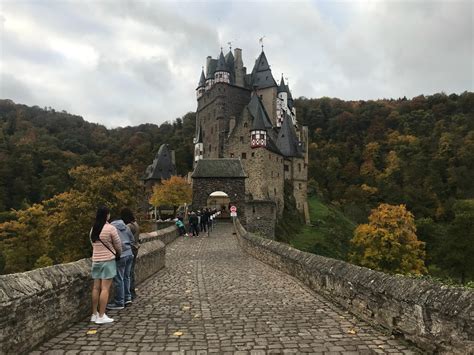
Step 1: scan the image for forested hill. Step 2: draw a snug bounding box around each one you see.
[0,100,195,212]
[297,92,474,223]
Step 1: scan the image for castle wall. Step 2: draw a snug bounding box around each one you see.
[225,110,284,215]
[245,200,277,239]
[197,83,250,159]
[291,156,307,214]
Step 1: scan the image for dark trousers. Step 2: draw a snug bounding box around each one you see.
[189,223,199,236]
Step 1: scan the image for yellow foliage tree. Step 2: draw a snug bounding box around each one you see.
[149,176,192,210]
[0,165,143,273]
[350,203,427,275]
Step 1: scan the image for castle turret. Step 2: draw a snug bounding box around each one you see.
[225,49,235,84]
[196,68,206,99]
[250,106,268,149]
[205,56,217,90]
[276,75,288,126]
[214,50,230,84]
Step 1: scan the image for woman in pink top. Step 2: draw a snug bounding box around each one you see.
[90,206,122,324]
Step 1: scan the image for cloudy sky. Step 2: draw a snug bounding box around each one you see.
[0,0,472,128]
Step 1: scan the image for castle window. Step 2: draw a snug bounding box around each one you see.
[230,153,234,158]
[240,136,243,143]
[299,183,302,189]
[284,165,289,172]
[298,163,301,172]
[209,144,211,152]
[241,152,247,159]
[244,122,248,128]
[274,188,277,195]
[251,152,255,157]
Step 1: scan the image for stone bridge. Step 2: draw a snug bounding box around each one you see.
[1,221,472,354]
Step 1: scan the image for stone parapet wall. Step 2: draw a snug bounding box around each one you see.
[0,226,178,354]
[233,219,473,354]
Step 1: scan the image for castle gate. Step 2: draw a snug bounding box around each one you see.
[191,159,247,224]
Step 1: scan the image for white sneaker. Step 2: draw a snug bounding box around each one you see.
[90,313,98,322]
[95,314,114,324]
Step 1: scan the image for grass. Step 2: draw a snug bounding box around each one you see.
[289,196,356,260]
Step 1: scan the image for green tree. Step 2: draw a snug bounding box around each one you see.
[439,200,474,284]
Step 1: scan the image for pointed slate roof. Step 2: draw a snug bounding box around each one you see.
[197,69,206,88]
[276,113,302,158]
[144,144,177,181]
[215,50,229,72]
[252,51,271,72]
[206,59,217,79]
[247,94,273,130]
[192,159,247,178]
[251,51,277,89]
[225,50,234,69]
[277,76,287,93]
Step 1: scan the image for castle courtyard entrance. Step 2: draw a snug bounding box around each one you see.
[191,159,247,224]
[207,191,231,217]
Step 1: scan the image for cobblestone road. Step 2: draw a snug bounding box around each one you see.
[34,222,418,354]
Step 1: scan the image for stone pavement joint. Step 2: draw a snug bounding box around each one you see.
[35,222,419,354]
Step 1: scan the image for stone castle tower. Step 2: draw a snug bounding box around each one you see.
[193,47,309,228]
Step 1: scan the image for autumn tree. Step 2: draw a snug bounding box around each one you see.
[350,203,427,275]
[0,165,143,273]
[149,176,192,213]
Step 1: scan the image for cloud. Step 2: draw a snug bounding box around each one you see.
[0,0,472,128]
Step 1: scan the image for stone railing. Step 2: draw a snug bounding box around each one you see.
[233,219,474,354]
[0,226,178,354]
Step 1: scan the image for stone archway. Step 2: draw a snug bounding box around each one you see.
[191,159,247,224]
[207,191,231,217]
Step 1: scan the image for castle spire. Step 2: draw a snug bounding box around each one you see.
[214,49,230,84]
[196,67,206,98]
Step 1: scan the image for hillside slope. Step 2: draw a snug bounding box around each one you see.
[290,196,356,260]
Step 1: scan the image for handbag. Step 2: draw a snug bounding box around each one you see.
[98,237,121,261]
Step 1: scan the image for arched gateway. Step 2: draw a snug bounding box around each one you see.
[191,159,247,224]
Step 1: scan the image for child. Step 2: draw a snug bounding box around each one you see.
[176,217,188,237]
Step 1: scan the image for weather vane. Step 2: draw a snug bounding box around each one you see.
[259,36,265,51]
[227,41,232,50]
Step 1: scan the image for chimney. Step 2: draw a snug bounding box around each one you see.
[234,48,244,87]
[206,56,212,76]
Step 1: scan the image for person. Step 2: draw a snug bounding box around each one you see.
[90,206,122,324]
[200,208,208,233]
[121,208,140,300]
[107,217,135,310]
[176,216,188,237]
[189,211,199,237]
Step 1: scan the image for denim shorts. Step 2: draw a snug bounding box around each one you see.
[91,260,117,279]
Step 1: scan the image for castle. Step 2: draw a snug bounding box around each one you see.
[192,47,309,229]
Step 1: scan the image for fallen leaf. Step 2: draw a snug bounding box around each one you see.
[173,331,183,336]
[182,306,190,310]
[185,290,191,293]
[348,329,357,334]
[86,330,97,335]
[194,314,200,318]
